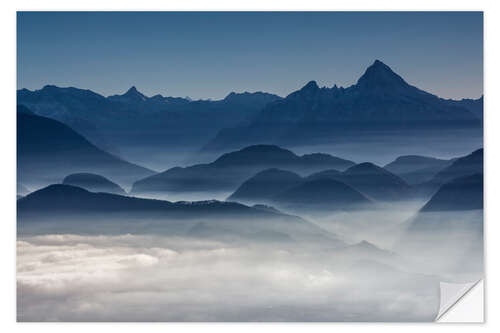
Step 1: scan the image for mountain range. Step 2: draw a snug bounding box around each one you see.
[130,145,355,195]
[203,60,482,154]
[227,167,372,212]
[17,184,343,246]
[228,160,410,209]
[18,60,482,169]
[18,84,281,167]
[304,162,411,201]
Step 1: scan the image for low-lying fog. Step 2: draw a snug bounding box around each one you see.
[17,233,438,322]
[17,201,483,321]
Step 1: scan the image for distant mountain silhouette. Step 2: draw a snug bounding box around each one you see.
[384,155,453,174]
[17,184,294,219]
[17,85,282,167]
[17,108,154,187]
[384,155,456,185]
[420,174,483,212]
[62,173,127,195]
[306,162,410,201]
[18,184,343,247]
[272,178,371,211]
[131,145,355,195]
[228,161,410,207]
[339,162,411,201]
[108,86,149,104]
[428,148,483,186]
[443,96,483,120]
[203,60,481,153]
[413,148,483,198]
[227,168,302,204]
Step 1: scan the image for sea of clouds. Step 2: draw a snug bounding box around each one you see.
[17,233,440,322]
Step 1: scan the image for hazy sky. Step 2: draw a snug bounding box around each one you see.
[17,12,483,100]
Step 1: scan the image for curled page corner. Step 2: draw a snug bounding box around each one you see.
[436,279,483,321]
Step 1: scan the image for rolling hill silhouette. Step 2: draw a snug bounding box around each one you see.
[227,168,303,204]
[420,173,483,212]
[272,178,371,211]
[228,160,411,208]
[383,155,456,185]
[415,148,483,196]
[62,173,127,195]
[305,162,410,201]
[340,163,411,201]
[17,107,154,187]
[131,145,355,195]
[384,155,454,174]
[17,184,343,247]
[428,148,483,185]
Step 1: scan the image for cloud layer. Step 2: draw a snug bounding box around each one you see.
[18,234,440,322]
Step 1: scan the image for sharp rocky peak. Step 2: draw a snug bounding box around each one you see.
[356,59,408,90]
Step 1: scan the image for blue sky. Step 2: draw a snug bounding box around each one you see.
[17,12,483,100]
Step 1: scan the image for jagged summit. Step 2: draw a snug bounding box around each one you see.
[286,80,320,100]
[222,91,282,104]
[302,80,319,90]
[126,86,138,93]
[108,86,148,103]
[356,59,408,89]
[298,80,320,94]
[124,86,147,99]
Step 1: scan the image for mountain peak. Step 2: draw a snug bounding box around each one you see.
[287,80,320,100]
[125,86,143,96]
[356,60,408,90]
[108,86,148,102]
[301,80,319,91]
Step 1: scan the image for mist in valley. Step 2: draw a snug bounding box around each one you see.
[17,189,483,321]
[16,13,484,321]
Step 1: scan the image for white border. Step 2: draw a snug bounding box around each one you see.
[2,1,498,331]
